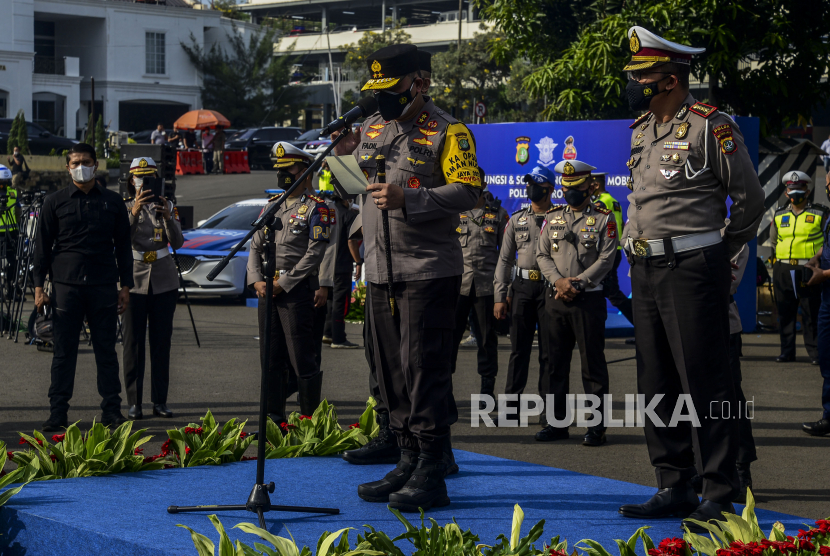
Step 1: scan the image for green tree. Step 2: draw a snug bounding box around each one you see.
[339,20,412,112]
[182,22,299,128]
[7,110,30,155]
[211,0,251,22]
[479,0,830,135]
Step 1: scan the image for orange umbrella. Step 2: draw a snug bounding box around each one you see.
[173,109,231,130]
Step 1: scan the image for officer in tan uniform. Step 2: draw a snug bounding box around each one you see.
[331,44,481,511]
[493,165,554,427]
[450,187,508,397]
[247,141,331,423]
[122,157,184,421]
[536,160,617,446]
[616,27,765,530]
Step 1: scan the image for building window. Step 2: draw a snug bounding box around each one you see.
[145,32,166,75]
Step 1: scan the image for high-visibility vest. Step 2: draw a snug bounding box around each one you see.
[0,187,18,232]
[594,191,623,250]
[318,169,333,192]
[773,203,828,260]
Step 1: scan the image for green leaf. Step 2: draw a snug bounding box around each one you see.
[318,529,353,556]
[510,503,524,550]
[234,522,300,556]
[177,524,217,556]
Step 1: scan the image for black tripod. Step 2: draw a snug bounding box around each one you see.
[166,130,352,528]
[6,191,46,341]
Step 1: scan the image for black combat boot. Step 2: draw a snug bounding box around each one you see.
[734,463,753,504]
[619,484,699,519]
[342,412,401,465]
[388,453,451,512]
[357,449,419,502]
[443,433,459,476]
[298,372,323,417]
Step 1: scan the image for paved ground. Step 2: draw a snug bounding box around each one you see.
[2,172,828,521]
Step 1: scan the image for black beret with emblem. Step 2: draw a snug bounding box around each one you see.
[362,44,419,91]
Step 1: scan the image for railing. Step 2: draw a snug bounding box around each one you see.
[33,56,65,75]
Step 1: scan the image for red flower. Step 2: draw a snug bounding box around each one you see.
[19,437,43,446]
[185,446,191,454]
[134,447,144,455]
[49,454,57,462]
[299,415,311,420]
[6,451,13,460]
[799,541,816,552]
[239,432,248,439]
[348,423,360,429]
[143,454,162,464]
[160,439,172,456]
[241,456,257,461]
[184,427,203,435]
[818,547,830,556]
[52,434,65,443]
[549,550,568,556]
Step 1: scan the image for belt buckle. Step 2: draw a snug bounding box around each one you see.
[143,250,157,263]
[789,259,798,266]
[633,239,651,258]
[528,270,541,281]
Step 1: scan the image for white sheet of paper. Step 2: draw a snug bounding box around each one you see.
[791,270,798,297]
[325,155,368,195]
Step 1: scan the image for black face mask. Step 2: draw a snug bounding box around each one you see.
[527,184,550,203]
[787,189,809,204]
[375,80,415,121]
[626,76,668,111]
[564,188,590,207]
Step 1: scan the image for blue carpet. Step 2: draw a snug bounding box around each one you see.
[1,451,808,556]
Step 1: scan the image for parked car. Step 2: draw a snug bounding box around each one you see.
[304,138,333,157]
[175,197,269,300]
[288,128,327,148]
[130,128,174,144]
[224,126,302,169]
[0,118,78,155]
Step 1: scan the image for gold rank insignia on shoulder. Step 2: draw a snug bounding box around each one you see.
[689,102,717,118]
[675,122,690,139]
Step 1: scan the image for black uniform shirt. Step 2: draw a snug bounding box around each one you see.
[33,183,134,288]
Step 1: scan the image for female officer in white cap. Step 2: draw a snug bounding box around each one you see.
[122,157,184,420]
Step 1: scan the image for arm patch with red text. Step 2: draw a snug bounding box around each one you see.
[712,124,737,155]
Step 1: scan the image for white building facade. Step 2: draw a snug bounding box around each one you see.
[0,0,257,137]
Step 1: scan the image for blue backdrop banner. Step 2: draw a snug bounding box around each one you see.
[468,117,760,332]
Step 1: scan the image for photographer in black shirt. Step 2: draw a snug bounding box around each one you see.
[33,143,134,432]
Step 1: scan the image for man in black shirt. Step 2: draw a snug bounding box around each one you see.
[33,143,134,432]
[324,197,360,348]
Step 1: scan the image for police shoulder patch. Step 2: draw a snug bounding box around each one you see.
[307,194,325,204]
[775,205,790,214]
[511,208,527,217]
[547,205,566,213]
[629,111,652,129]
[689,102,718,118]
[268,192,284,202]
[594,206,612,215]
[810,203,830,214]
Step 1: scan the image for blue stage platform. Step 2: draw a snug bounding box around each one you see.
[1,450,805,556]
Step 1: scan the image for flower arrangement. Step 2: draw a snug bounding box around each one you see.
[162,410,254,468]
[345,281,367,322]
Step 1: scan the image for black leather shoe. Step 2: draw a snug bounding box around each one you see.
[388,454,451,512]
[153,404,173,418]
[802,418,830,436]
[682,500,735,533]
[358,450,419,502]
[128,405,143,420]
[734,463,752,504]
[535,425,569,442]
[583,427,607,447]
[775,354,795,363]
[619,485,699,519]
[343,413,401,465]
[101,412,128,428]
[41,415,68,432]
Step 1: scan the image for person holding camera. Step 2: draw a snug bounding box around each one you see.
[536,159,617,447]
[122,157,184,420]
[33,143,134,431]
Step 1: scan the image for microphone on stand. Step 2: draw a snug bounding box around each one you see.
[320,96,378,136]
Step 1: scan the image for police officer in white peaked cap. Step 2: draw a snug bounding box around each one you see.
[617,26,765,532]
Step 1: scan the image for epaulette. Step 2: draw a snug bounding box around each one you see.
[546,205,565,213]
[809,203,830,214]
[307,194,325,204]
[629,112,652,129]
[594,206,612,215]
[268,192,283,202]
[774,204,790,213]
[689,102,718,118]
[511,207,526,217]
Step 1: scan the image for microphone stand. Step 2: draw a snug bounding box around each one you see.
[170,244,200,348]
[374,156,395,315]
[166,129,350,528]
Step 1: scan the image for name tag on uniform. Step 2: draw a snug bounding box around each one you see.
[153,227,163,242]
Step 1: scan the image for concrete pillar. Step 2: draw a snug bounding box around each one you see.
[381,0,386,31]
[391,5,397,25]
[321,6,327,32]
